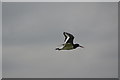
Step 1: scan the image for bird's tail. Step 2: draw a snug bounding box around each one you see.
[55,48,61,50]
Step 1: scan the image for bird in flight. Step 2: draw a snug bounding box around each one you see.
[56,32,84,50]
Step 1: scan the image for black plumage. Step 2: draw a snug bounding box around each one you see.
[56,32,84,50]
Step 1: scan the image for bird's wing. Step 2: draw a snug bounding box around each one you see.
[63,32,74,44]
[63,32,67,42]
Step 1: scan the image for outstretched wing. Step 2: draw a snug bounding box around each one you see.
[63,32,74,44]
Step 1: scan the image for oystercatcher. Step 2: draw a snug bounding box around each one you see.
[56,32,84,50]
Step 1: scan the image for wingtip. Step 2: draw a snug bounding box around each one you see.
[63,32,66,33]
[63,32,66,35]
[63,32,68,34]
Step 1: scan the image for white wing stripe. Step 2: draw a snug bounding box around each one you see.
[64,33,70,43]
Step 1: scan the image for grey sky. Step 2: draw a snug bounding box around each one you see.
[0,2,2,79]
[2,2,118,78]
[2,0,119,2]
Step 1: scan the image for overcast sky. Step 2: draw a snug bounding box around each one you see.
[2,0,119,2]
[2,2,118,78]
[0,2,2,79]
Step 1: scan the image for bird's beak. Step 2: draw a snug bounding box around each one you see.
[79,46,84,48]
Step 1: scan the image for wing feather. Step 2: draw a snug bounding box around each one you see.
[63,32,74,44]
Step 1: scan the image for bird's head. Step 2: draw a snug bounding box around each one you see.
[74,44,84,48]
